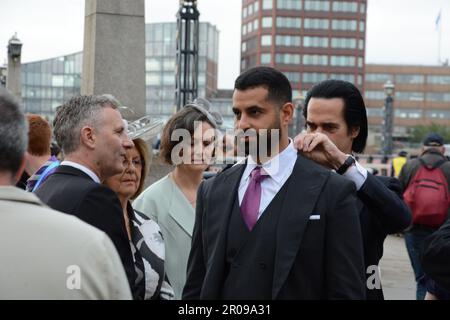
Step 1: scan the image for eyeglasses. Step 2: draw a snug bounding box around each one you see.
[123,158,142,168]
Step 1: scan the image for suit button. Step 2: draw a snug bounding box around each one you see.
[259,262,266,269]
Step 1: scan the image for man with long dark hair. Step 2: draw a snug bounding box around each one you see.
[295,79,411,299]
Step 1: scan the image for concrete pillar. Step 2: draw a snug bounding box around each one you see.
[6,34,23,104]
[82,0,146,119]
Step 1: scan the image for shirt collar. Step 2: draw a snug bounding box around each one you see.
[61,161,101,183]
[243,139,297,186]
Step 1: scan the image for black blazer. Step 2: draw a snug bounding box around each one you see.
[421,217,450,291]
[356,174,412,299]
[35,165,136,296]
[183,155,366,300]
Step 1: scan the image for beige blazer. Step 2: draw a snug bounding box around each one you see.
[0,186,132,300]
[133,174,195,300]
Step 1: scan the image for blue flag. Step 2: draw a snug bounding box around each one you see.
[436,10,442,30]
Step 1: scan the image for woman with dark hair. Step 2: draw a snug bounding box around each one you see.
[133,101,219,299]
[104,138,174,300]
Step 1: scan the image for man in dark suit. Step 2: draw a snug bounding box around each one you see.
[421,217,450,295]
[295,80,411,300]
[183,67,366,300]
[35,94,137,297]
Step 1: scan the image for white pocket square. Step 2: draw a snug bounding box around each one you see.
[309,214,321,220]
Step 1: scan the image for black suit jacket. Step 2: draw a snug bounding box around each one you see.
[356,174,412,299]
[35,165,136,296]
[421,217,450,291]
[183,155,366,300]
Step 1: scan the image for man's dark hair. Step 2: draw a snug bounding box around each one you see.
[234,66,292,107]
[303,79,368,153]
[0,88,28,175]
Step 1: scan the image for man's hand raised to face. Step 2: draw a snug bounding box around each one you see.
[294,132,348,171]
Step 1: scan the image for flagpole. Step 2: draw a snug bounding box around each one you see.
[437,10,442,64]
[438,15,442,64]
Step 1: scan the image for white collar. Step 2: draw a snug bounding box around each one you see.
[61,161,101,183]
[243,139,297,186]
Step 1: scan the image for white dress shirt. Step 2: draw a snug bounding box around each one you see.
[61,161,101,183]
[238,140,298,219]
[342,159,368,191]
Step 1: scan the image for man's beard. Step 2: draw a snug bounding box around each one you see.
[236,119,282,160]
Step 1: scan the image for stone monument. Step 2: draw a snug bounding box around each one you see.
[82,0,146,119]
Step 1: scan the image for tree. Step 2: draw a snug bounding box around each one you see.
[409,123,450,143]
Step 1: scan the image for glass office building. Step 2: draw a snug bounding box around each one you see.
[20,22,219,119]
[145,22,219,116]
[21,52,82,117]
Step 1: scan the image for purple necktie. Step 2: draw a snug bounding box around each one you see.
[241,167,268,231]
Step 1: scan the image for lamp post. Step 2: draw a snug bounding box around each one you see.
[382,80,395,162]
[6,33,23,102]
[294,95,305,135]
[0,65,6,87]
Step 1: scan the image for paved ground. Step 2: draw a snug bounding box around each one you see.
[379,235,416,300]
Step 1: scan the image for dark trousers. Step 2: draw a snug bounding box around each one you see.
[404,226,436,300]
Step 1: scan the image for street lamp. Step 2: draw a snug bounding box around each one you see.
[382,80,395,161]
[384,80,395,96]
[6,33,23,101]
[7,33,22,62]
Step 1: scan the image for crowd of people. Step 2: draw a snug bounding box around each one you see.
[1,66,450,300]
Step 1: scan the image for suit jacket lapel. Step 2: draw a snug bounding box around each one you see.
[355,197,364,214]
[168,180,196,237]
[272,155,330,299]
[168,202,195,237]
[203,163,246,298]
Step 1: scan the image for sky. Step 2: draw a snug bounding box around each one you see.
[0,0,449,89]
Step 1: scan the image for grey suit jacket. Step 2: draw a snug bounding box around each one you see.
[133,174,195,300]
